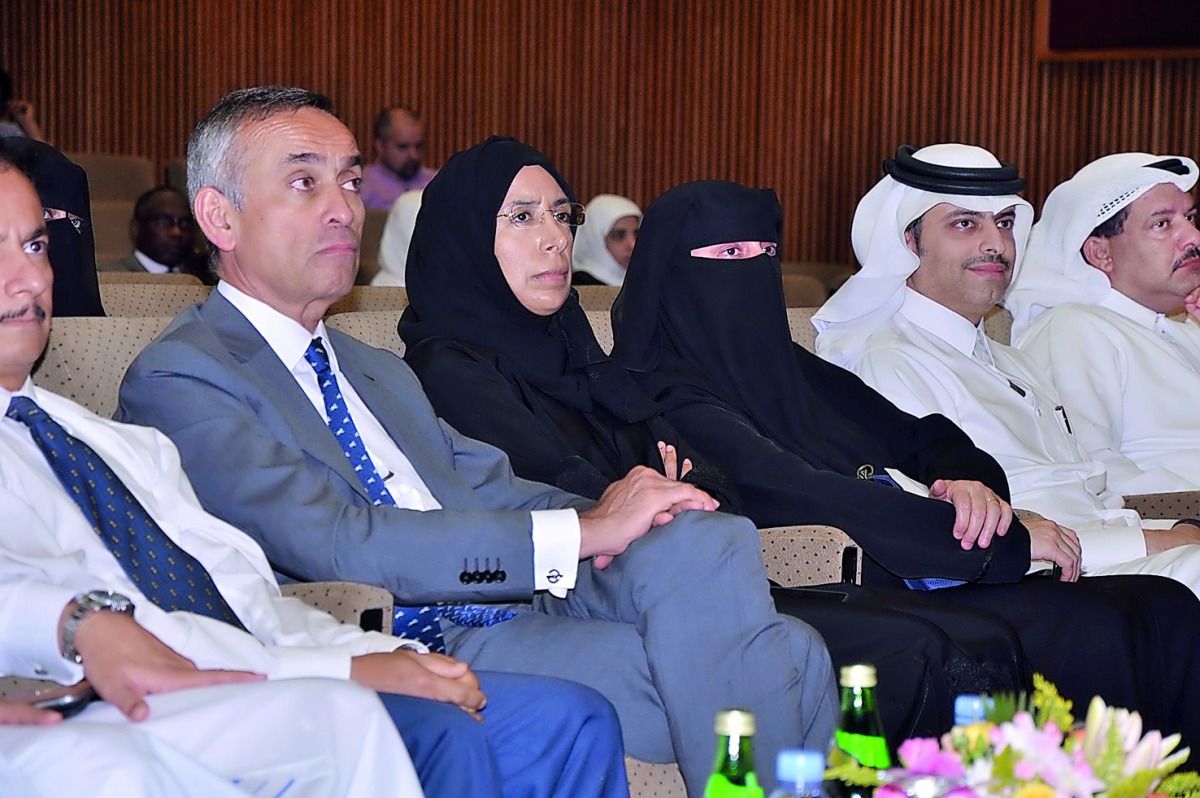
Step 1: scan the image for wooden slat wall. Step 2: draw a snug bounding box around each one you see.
[3,0,1198,265]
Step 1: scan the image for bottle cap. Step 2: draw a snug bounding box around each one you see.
[954,694,987,725]
[839,664,877,688]
[776,749,824,785]
[714,709,756,736]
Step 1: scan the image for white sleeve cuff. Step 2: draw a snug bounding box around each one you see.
[531,509,580,598]
[1075,521,1149,572]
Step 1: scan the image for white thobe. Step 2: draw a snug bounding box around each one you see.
[846,289,1200,594]
[1016,289,1200,494]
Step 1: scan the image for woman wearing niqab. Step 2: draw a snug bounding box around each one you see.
[400,138,1030,740]
[611,179,1200,742]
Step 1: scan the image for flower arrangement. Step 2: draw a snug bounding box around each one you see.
[827,675,1198,798]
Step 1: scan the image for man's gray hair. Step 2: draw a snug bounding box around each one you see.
[187,86,334,210]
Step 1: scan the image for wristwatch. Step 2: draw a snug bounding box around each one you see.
[61,590,135,664]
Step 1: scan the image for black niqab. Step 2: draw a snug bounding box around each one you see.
[612,180,877,475]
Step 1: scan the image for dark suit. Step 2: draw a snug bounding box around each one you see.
[117,289,838,794]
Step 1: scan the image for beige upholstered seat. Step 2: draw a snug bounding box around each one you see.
[279,581,394,632]
[326,286,409,315]
[100,283,211,317]
[984,306,1014,345]
[585,309,615,352]
[357,208,389,285]
[785,306,819,352]
[97,271,204,286]
[782,274,827,307]
[325,310,405,355]
[90,199,136,264]
[575,285,621,311]
[33,316,176,417]
[780,260,855,293]
[65,152,156,203]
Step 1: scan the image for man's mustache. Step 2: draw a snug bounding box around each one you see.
[963,253,1013,269]
[1172,247,1200,271]
[0,304,47,322]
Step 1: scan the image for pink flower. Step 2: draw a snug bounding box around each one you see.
[897,737,966,778]
[992,713,1102,798]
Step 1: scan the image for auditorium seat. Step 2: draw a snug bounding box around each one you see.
[357,208,389,285]
[100,283,211,316]
[66,152,156,203]
[326,286,408,315]
[575,284,621,310]
[98,271,204,285]
[782,273,827,306]
[90,199,136,265]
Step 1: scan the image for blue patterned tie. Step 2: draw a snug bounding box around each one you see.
[871,472,966,591]
[8,396,247,629]
[304,338,516,651]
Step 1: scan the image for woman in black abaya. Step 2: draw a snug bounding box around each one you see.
[399,137,1032,741]
[609,179,1200,751]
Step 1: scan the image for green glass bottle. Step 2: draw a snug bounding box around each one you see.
[835,664,891,769]
[705,709,765,798]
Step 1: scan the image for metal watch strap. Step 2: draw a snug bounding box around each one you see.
[61,591,134,664]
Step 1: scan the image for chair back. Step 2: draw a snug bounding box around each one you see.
[782,274,827,306]
[326,286,409,315]
[575,285,621,311]
[33,316,176,417]
[325,310,405,356]
[785,307,819,352]
[66,152,156,202]
[90,199,135,264]
[100,283,211,316]
[584,310,614,353]
[357,208,389,285]
[97,271,204,285]
[984,306,1014,345]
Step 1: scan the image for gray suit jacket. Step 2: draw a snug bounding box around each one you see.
[117,291,591,604]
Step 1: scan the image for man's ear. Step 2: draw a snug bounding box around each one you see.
[1081,235,1114,274]
[903,228,920,257]
[194,187,236,254]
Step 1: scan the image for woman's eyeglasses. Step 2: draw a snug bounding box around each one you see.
[497,203,586,230]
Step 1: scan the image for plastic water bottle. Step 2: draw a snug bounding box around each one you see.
[954,694,987,725]
[768,749,825,798]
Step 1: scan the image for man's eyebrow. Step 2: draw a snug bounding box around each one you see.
[282,151,322,166]
[941,208,985,221]
[344,153,363,170]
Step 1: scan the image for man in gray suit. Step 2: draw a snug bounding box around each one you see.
[117,85,837,795]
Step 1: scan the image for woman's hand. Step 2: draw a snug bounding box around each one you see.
[657,441,693,481]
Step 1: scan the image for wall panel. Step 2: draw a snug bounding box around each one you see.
[2,0,1198,265]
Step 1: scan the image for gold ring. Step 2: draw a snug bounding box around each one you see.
[986,497,997,503]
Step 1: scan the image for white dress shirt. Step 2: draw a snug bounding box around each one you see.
[0,380,411,687]
[851,289,1155,571]
[217,282,580,595]
[1017,288,1200,494]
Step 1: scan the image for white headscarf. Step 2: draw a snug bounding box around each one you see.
[372,189,423,287]
[572,194,642,286]
[1006,152,1199,342]
[814,144,1033,367]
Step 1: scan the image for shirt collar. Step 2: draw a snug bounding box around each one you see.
[133,249,172,274]
[1097,288,1160,329]
[217,281,335,373]
[897,287,985,358]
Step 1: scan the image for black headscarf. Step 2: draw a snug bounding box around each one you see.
[400,136,657,423]
[612,180,879,475]
[2,137,104,316]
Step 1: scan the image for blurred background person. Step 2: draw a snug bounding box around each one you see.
[572,194,641,286]
[373,189,422,286]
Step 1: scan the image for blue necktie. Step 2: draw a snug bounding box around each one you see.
[8,396,247,629]
[304,338,516,651]
[870,472,966,591]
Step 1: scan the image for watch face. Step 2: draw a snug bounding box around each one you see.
[82,590,133,614]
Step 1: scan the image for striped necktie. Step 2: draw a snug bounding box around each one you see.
[304,338,516,651]
[8,396,247,629]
